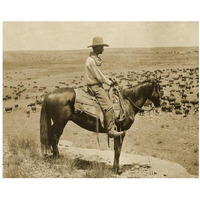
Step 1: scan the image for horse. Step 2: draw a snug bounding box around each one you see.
[40,78,162,174]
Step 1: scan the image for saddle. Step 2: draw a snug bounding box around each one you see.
[74,86,126,128]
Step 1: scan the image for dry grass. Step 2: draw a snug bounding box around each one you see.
[3,166,29,178]
[4,130,113,178]
[42,154,79,177]
[84,162,114,178]
[4,132,39,178]
[73,158,114,178]
[3,109,198,178]
[7,133,39,157]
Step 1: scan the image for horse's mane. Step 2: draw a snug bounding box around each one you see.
[122,78,156,95]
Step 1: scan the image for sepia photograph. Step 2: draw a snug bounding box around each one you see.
[2,21,199,178]
[1,1,200,200]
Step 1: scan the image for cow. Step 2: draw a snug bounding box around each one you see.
[27,103,35,107]
[190,100,199,106]
[182,99,190,106]
[31,106,36,113]
[35,99,43,106]
[182,94,187,99]
[26,107,31,117]
[5,107,13,112]
[183,109,190,117]
[175,110,183,115]
[168,97,176,103]
[174,103,181,110]
[6,95,11,100]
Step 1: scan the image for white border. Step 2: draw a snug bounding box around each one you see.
[0,0,200,21]
[0,0,200,200]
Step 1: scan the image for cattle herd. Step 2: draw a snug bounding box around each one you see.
[3,66,199,118]
[3,77,45,116]
[116,67,199,117]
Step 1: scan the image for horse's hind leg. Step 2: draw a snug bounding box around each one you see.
[50,124,65,158]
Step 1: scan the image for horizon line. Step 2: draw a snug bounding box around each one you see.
[3,46,199,51]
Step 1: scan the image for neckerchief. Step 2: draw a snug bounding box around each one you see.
[89,52,102,66]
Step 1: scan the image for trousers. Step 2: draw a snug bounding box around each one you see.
[88,84,124,137]
[88,84,113,112]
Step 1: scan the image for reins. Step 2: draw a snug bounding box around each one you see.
[122,91,155,112]
[121,82,156,112]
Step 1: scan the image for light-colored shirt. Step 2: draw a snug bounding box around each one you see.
[85,53,112,86]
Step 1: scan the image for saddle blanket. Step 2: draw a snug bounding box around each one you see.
[74,88,121,128]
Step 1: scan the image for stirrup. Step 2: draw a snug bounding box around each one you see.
[108,130,124,138]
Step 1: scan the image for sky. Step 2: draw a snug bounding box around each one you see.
[3,21,199,50]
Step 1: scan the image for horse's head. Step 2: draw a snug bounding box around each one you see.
[148,78,162,107]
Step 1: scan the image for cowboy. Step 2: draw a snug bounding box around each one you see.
[85,36,124,138]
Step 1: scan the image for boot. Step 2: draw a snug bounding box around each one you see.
[104,109,124,138]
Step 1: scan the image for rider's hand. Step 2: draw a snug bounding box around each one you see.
[110,82,115,87]
[112,78,118,85]
[110,79,118,87]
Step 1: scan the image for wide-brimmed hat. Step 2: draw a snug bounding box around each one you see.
[87,36,109,48]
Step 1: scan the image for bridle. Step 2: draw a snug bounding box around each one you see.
[123,92,155,112]
[122,80,160,112]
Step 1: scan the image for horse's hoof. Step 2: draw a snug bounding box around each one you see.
[58,153,64,158]
[113,168,123,175]
[53,154,59,159]
[117,169,123,175]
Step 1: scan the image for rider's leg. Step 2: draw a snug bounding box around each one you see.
[89,84,124,138]
[104,108,124,138]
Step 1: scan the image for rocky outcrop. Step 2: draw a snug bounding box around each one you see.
[59,140,196,178]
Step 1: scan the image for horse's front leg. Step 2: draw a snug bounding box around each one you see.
[113,132,126,174]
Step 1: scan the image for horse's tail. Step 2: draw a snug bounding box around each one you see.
[40,93,51,155]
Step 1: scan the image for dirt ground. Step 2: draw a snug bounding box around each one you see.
[2,47,199,177]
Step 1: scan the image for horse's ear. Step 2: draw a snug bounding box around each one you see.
[155,75,162,85]
[146,71,151,81]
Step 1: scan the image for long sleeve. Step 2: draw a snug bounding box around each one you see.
[85,57,112,86]
[89,60,112,85]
